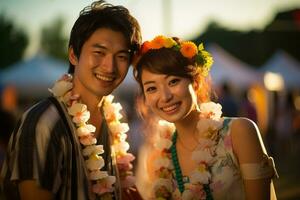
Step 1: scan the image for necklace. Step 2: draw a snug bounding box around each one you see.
[177,136,198,152]
[49,74,135,197]
[152,102,224,200]
[171,131,184,193]
[176,123,199,152]
[171,131,214,200]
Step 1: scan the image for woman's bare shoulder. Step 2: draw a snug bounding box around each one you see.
[230,117,266,163]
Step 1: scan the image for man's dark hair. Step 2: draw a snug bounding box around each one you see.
[68,0,141,73]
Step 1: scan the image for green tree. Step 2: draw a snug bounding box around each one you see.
[0,15,29,70]
[39,17,68,61]
[193,9,300,67]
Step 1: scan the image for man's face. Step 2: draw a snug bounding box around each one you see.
[69,28,131,98]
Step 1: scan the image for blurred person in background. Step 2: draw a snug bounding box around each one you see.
[274,91,296,158]
[0,1,142,199]
[218,82,238,118]
[238,89,257,123]
[0,84,18,116]
[0,84,18,199]
[0,84,17,171]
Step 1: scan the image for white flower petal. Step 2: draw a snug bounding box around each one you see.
[89,170,109,180]
[153,178,173,192]
[154,157,172,170]
[191,149,214,164]
[68,103,87,116]
[79,135,97,146]
[73,111,90,124]
[86,155,105,170]
[104,95,114,104]
[190,170,211,184]
[77,124,96,137]
[108,122,129,134]
[113,141,130,153]
[155,138,172,150]
[158,120,175,138]
[49,80,73,97]
[200,102,223,119]
[82,145,104,156]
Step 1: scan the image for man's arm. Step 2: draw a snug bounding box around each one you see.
[19,180,53,200]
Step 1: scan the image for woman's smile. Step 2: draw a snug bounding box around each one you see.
[161,102,181,114]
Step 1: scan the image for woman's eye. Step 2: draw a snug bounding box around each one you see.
[145,86,156,93]
[169,78,180,86]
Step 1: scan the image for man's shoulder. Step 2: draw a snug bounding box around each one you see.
[16,97,69,138]
[21,97,62,124]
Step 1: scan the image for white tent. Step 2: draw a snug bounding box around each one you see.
[112,66,139,107]
[259,50,300,89]
[0,54,68,98]
[114,67,138,92]
[207,44,264,89]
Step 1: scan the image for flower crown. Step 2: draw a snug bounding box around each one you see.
[140,35,214,76]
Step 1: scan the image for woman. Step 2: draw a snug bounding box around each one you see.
[133,35,277,200]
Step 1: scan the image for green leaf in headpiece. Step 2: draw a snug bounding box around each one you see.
[195,54,204,65]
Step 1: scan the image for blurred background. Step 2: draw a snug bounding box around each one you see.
[0,0,299,199]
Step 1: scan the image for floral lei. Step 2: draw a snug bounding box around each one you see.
[49,74,135,198]
[152,102,223,200]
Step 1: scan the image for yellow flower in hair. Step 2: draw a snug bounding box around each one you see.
[198,43,204,51]
[151,35,166,49]
[163,37,177,48]
[180,41,198,58]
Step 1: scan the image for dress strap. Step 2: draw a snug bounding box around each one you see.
[222,117,231,129]
[218,118,232,137]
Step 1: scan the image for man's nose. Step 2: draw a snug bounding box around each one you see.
[102,54,115,73]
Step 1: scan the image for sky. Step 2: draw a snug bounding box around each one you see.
[1,0,300,58]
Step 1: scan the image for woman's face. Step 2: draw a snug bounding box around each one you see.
[141,68,198,123]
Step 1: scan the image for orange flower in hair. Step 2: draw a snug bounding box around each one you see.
[180,41,198,58]
[151,35,166,49]
[140,41,151,54]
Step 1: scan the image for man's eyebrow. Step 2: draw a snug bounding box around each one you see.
[92,43,106,49]
[92,43,131,53]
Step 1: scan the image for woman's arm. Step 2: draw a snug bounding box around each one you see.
[230,118,273,200]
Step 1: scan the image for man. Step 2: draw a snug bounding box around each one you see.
[1,1,142,199]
